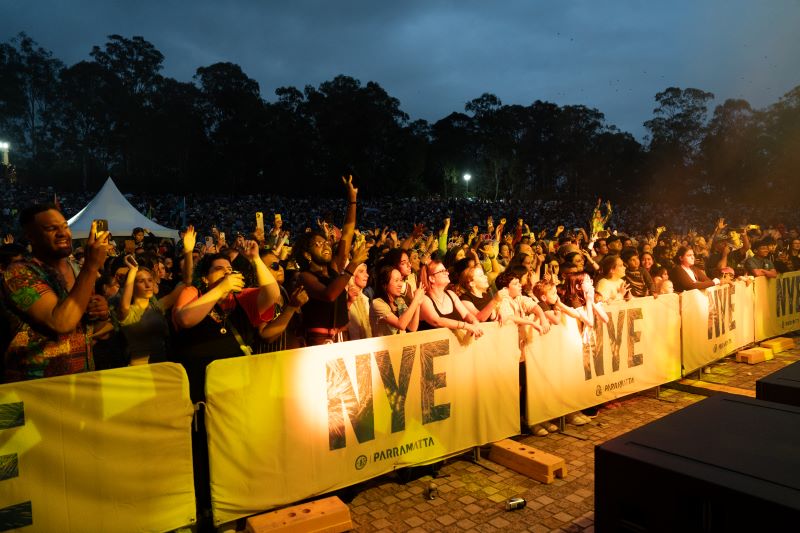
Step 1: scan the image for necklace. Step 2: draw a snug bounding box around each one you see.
[430,290,448,309]
[211,303,233,335]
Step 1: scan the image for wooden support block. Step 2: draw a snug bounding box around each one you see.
[736,347,774,364]
[245,495,353,533]
[488,439,567,484]
[760,337,795,354]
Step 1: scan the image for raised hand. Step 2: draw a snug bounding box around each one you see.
[85,220,110,271]
[412,286,427,304]
[350,241,369,266]
[342,174,358,202]
[242,239,260,261]
[124,254,138,271]
[618,280,630,298]
[218,271,245,294]
[183,225,197,253]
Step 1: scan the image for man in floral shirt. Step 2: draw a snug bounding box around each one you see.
[2,204,110,382]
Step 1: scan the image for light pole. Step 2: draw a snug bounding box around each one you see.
[463,173,471,197]
[0,142,8,166]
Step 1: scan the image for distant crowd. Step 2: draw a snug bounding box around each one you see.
[2,181,799,240]
[3,177,798,517]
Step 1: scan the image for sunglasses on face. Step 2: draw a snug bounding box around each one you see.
[268,262,281,271]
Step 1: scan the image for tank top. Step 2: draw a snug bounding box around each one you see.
[460,291,493,318]
[419,291,462,330]
[172,292,255,402]
[301,269,349,329]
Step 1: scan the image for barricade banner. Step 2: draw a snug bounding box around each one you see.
[0,363,196,532]
[525,294,681,424]
[205,322,521,525]
[754,272,800,341]
[681,281,755,375]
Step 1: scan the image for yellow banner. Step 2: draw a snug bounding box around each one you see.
[0,363,196,532]
[681,281,755,374]
[754,272,800,341]
[525,294,682,424]
[205,322,521,525]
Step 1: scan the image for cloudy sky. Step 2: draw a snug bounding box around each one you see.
[3,0,799,139]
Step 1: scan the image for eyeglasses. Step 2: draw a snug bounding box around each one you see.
[268,261,281,271]
[430,269,449,276]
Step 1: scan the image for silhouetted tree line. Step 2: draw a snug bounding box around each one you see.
[1,32,798,204]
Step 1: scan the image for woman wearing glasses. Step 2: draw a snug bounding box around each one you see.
[419,260,483,337]
[257,250,308,352]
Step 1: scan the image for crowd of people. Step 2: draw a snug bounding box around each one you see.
[2,177,797,396]
[0,180,796,377]
[3,176,798,520]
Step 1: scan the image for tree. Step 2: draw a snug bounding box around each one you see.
[643,87,714,200]
[0,32,63,174]
[428,112,478,197]
[53,60,120,190]
[699,98,760,197]
[194,62,265,190]
[88,35,168,184]
[302,75,410,195]
[465,94,518,200]
[760,85,800,203]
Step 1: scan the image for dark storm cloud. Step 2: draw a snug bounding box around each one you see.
[2,0,799,138]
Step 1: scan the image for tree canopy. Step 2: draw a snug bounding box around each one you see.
[0,32,798,206]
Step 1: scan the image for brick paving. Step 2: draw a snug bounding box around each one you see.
[345,342,800,532]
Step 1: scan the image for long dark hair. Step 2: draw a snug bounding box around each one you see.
[562,271,590,308]
[374,265,399,304]
[599,254,620,278]
[674,245,693,266]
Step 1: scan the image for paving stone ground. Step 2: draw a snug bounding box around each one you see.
[343,342,800,532]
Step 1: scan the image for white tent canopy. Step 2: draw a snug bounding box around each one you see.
[67,178,178,239]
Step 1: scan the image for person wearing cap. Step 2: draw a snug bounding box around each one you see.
[706,230,750,279]
[744,238,778,278]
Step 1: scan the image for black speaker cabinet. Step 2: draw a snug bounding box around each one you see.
[756,360,800,407]
[595,393,800,532]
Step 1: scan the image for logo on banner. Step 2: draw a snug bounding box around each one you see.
[707,284,736,340]
[583,308,644,380]
[326,339,451,451]
[776,276,800,318]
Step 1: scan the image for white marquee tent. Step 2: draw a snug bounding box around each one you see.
[67,178,178,239]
